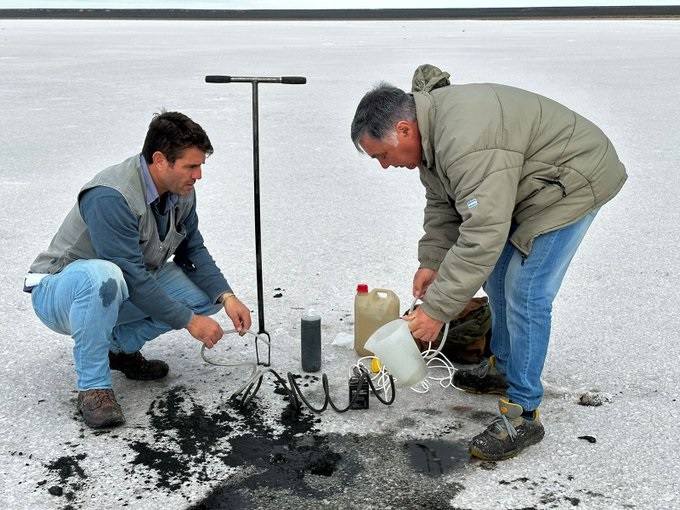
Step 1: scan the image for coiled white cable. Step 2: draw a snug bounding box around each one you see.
[357,298,458,395]
[200,328,271,397]
[201,308,458,402]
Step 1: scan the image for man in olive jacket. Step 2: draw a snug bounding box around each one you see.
[351,64,626,460]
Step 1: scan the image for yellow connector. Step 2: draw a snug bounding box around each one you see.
[371,357,382,373]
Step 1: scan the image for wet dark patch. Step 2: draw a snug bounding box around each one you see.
[220,403,332,485]
[500,476,531,484]
[37,384,473,508]
[414,407,443,416]
[182,378,465,508]
[395,416,418,428]
[186,389,346,508]
[194,430,465,509]
[478,460,498,470]
[98,278,118,307]
[405,439,470,476]
[469,410,498,423]
[451,404,497,424]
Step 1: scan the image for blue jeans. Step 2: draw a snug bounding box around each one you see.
[31,259,222,391]
[483,211,597,411]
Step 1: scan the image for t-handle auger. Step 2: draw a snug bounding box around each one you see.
[205,74,307,366]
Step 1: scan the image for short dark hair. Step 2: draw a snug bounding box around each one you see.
[141,111,214,165]
[350,83,416,152]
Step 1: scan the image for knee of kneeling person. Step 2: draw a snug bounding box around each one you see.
[74,259,128,302]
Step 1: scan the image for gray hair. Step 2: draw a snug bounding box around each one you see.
[350,82,417,153]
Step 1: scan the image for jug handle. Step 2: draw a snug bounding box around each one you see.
[408,297,450,360]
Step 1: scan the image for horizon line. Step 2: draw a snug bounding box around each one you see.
[2,5,680,20]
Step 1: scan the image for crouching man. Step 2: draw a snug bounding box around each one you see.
[25,111,251,428]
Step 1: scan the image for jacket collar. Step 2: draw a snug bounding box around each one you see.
[410,64,451,170]
[413,91,436,170]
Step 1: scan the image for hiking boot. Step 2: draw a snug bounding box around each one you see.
[109,351,169,380]
[453,355,509,395]
[469,398,545,461]
[77,389,126,429]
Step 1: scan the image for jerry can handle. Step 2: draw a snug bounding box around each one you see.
[371,288,397,298]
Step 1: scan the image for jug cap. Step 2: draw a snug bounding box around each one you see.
[356,283,369,293]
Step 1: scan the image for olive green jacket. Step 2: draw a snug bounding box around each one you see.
[412,64,627,323]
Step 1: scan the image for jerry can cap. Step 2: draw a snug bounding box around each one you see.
[356,283,369,293]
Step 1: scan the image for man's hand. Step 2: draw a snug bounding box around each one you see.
[403,306,444,343]
[222,294,252,336]
[413,268,437,299]
[186,314,224,349]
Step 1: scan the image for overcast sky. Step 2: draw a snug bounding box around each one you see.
[2,1,679,9]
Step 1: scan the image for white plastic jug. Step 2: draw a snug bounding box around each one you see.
[364,319,428,387]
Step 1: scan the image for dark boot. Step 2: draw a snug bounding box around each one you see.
[77,389,125,429]
[109,351,169,380]
[452,355,509,395]
[469,398,545,461]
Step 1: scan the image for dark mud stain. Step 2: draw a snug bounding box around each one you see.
[498,474,607,508]
[43,453,87,504]
[406,439,470,476]
[127,385,284,491]
[123,382,354,506]
[183,378,464,509]
[39,383,466,509]
[395,416,417,428]
[414,407,443,416]
[452,405,498,424]
[194,430,465,509]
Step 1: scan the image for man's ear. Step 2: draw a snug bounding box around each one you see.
[396,120,416,140]
[151,151,168,168]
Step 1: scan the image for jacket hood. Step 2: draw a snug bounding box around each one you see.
[411,64,451,169]
[411,64,451,93]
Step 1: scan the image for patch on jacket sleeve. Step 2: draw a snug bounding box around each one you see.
[466,197,478,209]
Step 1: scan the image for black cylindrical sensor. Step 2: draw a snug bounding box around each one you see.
[301,311,321,372]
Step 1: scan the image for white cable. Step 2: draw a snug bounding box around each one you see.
[200,328,272,396]
[407,297,450,360]
[398,297,456,393]
[422,350,457,389]
[200,320,457,401]
[353,356,394,399]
